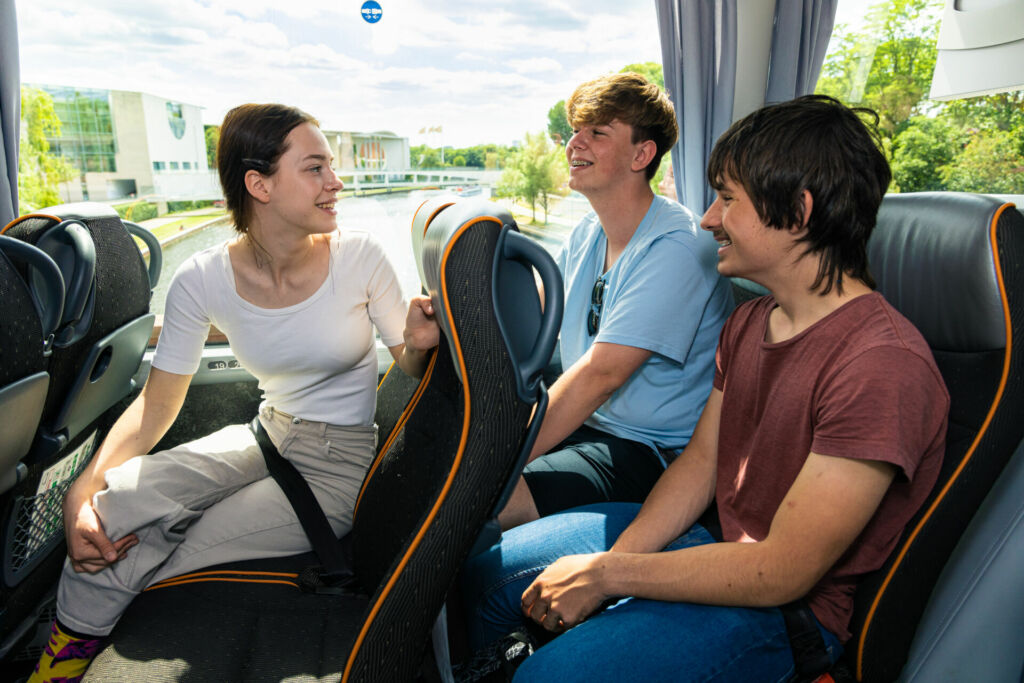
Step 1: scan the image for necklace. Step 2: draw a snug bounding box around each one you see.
[245,232,272,270]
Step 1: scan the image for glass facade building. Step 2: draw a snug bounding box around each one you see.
[36,85,118,174]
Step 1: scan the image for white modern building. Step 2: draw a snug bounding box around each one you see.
[33,85,219,203]
[322,129,411,180]
[34,84,412,203]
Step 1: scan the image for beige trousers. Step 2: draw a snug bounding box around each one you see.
[57,407,376,636]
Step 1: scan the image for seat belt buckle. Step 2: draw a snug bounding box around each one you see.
[298,564,358,595]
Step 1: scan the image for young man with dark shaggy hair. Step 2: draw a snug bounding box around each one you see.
[466,95,949,681]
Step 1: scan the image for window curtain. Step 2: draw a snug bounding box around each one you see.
[656,0,737,215]
[657,0,837,214]
[1,0,19,225]
[765,0,838,104]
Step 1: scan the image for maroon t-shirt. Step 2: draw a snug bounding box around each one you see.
[713,292,948,641]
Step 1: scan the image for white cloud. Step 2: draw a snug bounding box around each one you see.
[507,58,563,74]
[15,0,661,147]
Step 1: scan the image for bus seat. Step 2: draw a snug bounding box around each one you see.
[2,203,156,462]
[846,192,1024,681]
[0,203,157,657]
[0,235,63,495]
[83,199,563,683]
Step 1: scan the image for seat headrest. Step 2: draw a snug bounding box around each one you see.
[38,202,122,223]
[419,199,516,372]
[416,198,563,400]
[869,192,1015,352]
[410,196,457,291]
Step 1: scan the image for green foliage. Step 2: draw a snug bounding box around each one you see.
[411,144,442,168]
[547,100,572,146]
[167,199,216,213]
[462,147,485,167]
[620,62,664,89]
[204,125,220,170]
[411,143,513,169]
[114,201,159,222]
[816,0,1024,194]
[496,131,568,223]
[817,0,941,137]
[651,156,671,195]
[941,129,1024,194]
[18,86,76,213]
[890,116,962,192]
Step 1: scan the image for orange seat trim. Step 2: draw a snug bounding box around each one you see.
[1,213,62,234]
[343,215,497,682]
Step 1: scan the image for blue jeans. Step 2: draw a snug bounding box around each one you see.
[460,503,842,682]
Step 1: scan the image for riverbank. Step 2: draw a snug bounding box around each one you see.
[134,190,575,262]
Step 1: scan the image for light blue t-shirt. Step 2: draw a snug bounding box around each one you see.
[556,194,733,456]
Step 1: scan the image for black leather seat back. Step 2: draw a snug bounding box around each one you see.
[847,192,1024,681]
[3,202,153,460]
[0,203,155,642]
[345,199,561,682]
[0,235,62,495]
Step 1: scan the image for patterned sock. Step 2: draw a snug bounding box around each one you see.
[28,620,104,683]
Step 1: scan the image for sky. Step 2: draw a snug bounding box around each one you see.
[16,0,664,148]
[17,0,875,149]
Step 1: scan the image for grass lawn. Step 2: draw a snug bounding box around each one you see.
[144,211,227,242]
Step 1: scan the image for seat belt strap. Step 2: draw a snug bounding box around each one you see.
[779,599,833,682]
[249,417,350,579]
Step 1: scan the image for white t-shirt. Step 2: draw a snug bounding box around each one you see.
[152,229,407,425]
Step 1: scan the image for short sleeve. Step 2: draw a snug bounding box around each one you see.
[713,327,729,391]
[555,244,568,278]
[151,260,212,376]
[597,236,714,364]
[363,238,407,348]
[811,347,948,480]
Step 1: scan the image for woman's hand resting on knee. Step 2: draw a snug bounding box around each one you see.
[63,480,138,573]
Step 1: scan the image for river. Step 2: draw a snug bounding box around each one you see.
[151,190,522,315]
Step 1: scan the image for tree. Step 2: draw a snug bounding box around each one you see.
[890,116,961,192]
[204,125,220,170]
[817,0,942,138]
[411,144,441,168]
[496,131,568,223]
[941,129,1024,194]
[547,100,572,146]
[942,92,1024,157]
[461,147,484,168]
[813,0,1024,194]
[18,86,76,213]
[620,62,664,89]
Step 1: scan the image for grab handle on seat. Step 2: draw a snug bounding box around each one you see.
[0,235,65,354]
[496,227,564,403]
[37,220,96,347]
[124,221,163,291]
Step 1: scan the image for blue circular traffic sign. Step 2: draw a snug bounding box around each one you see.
[361,1,382,23]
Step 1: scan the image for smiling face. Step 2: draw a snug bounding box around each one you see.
[565,119,648,199]
[700,175,800,284]
[259,122,343,236]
